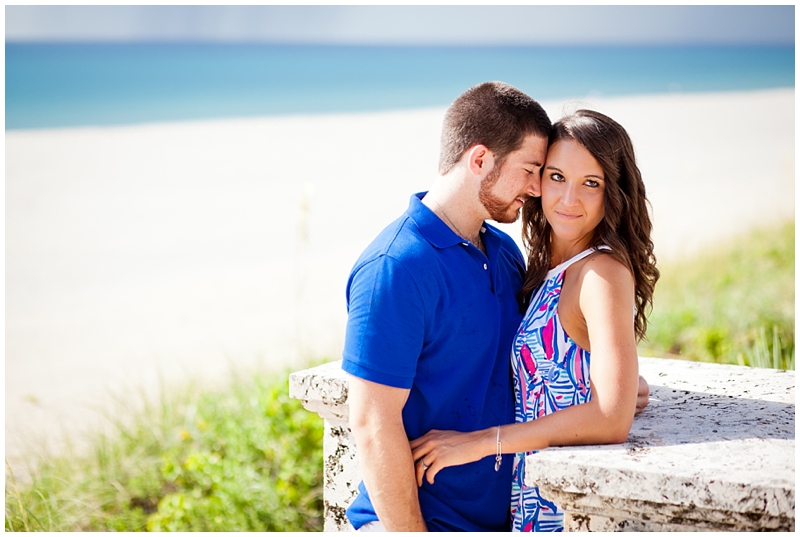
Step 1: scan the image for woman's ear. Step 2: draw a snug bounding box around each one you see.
[466,144,494,177]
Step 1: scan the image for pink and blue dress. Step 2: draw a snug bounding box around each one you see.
[510,247,608,532]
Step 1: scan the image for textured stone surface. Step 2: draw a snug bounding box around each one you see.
[320,419,359,532]
[525,357,795,531]
[289,360,350,422]
[290,357,795,531]
[290,362,357,531]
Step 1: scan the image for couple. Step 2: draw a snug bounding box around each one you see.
[341,82,659,532]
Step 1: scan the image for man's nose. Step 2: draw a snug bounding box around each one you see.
[528,172,542,197]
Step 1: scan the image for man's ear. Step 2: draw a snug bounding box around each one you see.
[466,144,494,177]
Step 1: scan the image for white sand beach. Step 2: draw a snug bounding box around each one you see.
[5,88,794,471]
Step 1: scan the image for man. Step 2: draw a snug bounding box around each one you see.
[342,82,648,531]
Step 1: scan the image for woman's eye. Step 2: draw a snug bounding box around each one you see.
[550,173,564,182]
[585,179,599,188]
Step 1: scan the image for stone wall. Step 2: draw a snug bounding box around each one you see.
[289,357,795,531]
[289,361,358,531]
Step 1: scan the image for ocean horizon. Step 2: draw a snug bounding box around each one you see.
[6,42,794,130]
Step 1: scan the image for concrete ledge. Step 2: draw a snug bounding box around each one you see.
[290,362,358,531]
[290,357,795,532]
[290,360,350,422]
[525,358,795,531]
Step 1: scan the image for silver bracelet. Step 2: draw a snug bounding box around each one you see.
[494,426,502,471]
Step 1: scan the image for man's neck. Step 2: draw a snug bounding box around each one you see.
[422,178,486,248]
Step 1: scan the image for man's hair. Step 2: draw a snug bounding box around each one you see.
[438,81,552,175]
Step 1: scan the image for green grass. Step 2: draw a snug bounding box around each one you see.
[641,220,794,370]
[5,366,324,532]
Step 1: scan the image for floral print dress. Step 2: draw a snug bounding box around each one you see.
[510,247,607,532]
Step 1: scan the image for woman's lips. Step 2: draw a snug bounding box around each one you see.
[555,211,581,219]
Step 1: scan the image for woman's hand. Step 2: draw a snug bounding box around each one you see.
[635,375,650,414]
[409,428,492,486]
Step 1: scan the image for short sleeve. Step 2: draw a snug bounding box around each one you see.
[342,255,425,389]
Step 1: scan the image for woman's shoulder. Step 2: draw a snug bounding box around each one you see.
[578,250,633,289]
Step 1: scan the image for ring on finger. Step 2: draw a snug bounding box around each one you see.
[420,460,430,470]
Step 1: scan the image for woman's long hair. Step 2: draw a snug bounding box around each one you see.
[517,109,660,342]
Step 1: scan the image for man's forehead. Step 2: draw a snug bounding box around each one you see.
[522,134,548,148]
[516,135,548,164]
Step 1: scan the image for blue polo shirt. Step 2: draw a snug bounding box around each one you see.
[342,193,525,531]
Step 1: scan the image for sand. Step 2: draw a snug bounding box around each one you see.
[5,88,794,472]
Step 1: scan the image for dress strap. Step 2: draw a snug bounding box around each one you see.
[545,245,611,279]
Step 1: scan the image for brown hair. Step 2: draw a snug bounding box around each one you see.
[518,109,660,341]
[438,81,551,175]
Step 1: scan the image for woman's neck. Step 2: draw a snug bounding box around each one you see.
[549,234,595,267]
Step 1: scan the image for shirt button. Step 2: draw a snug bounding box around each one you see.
[483,263,488,270]
[462,242,469,247]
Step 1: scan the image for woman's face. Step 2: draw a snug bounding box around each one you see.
[541,138,606,247]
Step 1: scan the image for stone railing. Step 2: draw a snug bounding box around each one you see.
[289,357,795,531]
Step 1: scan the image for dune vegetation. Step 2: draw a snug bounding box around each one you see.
[5,367,324,532]
[641,219,794,370]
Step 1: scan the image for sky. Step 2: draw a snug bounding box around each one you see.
[5,5,795,45]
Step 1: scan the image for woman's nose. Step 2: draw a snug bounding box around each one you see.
[560,183,579,206]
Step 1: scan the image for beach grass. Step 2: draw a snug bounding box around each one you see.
[641,219,794,370]
[4,366,324,532]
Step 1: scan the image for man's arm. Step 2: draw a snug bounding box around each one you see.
[347,374,427,531]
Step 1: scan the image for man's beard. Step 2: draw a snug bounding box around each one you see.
[478,164,522,224]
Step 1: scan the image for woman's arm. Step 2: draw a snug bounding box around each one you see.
[410,256,639,486]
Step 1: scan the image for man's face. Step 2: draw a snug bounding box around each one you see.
[479,134,549,224]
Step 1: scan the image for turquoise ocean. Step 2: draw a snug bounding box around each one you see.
[5,43,794,130]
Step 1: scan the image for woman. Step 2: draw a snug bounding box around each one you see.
[410,110,659,532]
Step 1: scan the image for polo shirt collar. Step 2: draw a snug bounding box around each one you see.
[407,192,492,250]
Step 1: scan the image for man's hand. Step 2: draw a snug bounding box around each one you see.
[635,375,649,415]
